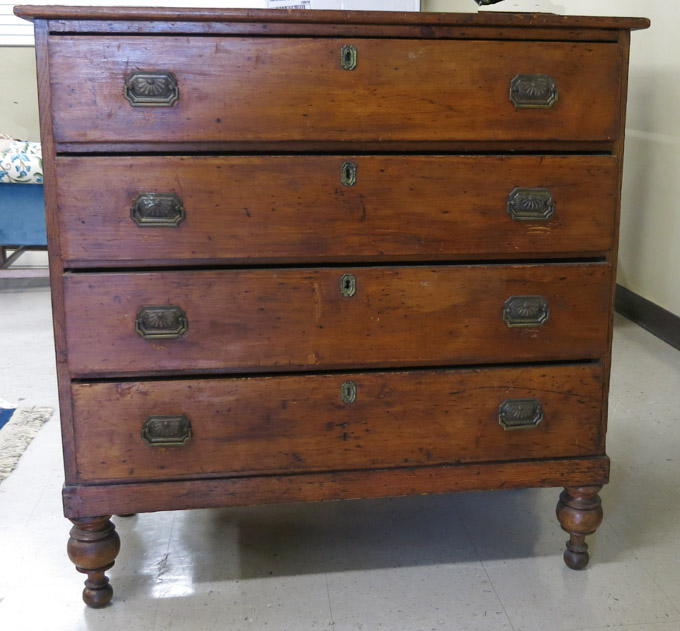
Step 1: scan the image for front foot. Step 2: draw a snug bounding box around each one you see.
[556,486,603,570]
[67,516,121,608]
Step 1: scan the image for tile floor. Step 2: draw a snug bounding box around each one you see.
[1,286,679,631]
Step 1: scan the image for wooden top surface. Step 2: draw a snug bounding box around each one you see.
[14,5,650,30]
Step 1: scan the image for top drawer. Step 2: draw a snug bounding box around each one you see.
[48,37,622,146]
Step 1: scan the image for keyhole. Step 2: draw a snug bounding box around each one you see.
[341,44,356,71]
[341,380,357,404]
[340,161,356,187]
[340,273,356,297]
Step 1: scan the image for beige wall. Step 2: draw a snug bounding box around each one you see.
[0,47,39,141]
[3,1,678,316]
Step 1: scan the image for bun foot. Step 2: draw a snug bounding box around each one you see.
[67,516,121,608]
[563,534,589,570]
[556,486,603,570]
[82,571,114,608]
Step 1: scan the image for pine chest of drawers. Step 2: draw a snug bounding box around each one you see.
[16,5,649,608]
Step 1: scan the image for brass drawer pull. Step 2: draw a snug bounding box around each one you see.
[340,273,356,297]
[507,187,555,221]
[142,415,192,446]
[124,71,179,107]
[341,161,357,187]
[135,305,188,339]
[503,295,550,328]
[340,44,357,71]
[341,380,357,404]
[131,192,185,227]
[499,398,543,430]
[510,74,558,109]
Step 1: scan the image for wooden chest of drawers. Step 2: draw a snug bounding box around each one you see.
[16,5,649,608]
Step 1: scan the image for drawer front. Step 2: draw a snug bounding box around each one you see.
[49,37,621,144]
[57,155,618,266]
[63,263,611,377]
[71,364,604,482]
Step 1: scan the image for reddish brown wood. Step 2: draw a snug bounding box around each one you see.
[71,363,604,483]
[13,6,650,31]
[31,21,80,483]
[48,37,623,145]
[62,457,610,519]
[54,139,619,155]
[601,31,634,436]
[15,6,649,599]
[56,155,619,266]
[67,516,121,608]
[44,20,622,42]
[63,263,611,378]
[556,486,603,569]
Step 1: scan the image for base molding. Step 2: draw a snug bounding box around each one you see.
[615,284,680,351]
[63,456,610,519]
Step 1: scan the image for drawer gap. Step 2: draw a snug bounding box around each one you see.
[64,257,608,275]
[70,358,603,385]
[55,149,615,158]
[48,28,622,45]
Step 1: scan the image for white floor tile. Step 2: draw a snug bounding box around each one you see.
[482,542,679,631]
[327,564,513,631]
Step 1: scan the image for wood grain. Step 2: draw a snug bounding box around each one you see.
[63,263,611,378]
[62,456,611,519]
[71,363,604,483]
[48,37,623,145]
[43,21,623,42]
[56,155,619,266]
[14,6,650,31]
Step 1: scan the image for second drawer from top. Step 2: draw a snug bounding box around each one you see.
[57,155,618,266]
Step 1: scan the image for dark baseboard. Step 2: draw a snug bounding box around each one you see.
[615,284,680,351]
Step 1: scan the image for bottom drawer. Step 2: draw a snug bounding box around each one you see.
[71,363,604,483]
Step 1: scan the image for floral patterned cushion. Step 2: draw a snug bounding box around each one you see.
[0,138,43,184]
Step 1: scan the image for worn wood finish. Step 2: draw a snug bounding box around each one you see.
[32,20,80,483]
[67,516,120,608]
[63,263,611,378]
[16,5,648,599]
[72,363,604,483]
[54,139,620,154]
[13,6,650,31]
[44,20,623,42]
[57,155,618,266]
[556,486,604,570]
[62,456,611,519]
[48,37,623,145]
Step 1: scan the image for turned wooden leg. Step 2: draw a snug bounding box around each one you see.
[556,486,603,570]
[67,516,121,608]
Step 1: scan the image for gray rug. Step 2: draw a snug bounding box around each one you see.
[0,406,53,483]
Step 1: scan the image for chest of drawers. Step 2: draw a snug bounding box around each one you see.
[16,5,649,608]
